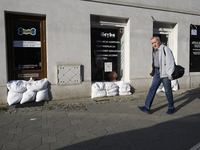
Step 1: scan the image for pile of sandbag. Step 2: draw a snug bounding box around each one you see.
[115,81,132,96]
[7,78,49,105]
[91,81,132,98]
[91,82,107,98]
[105,82,119,97]
[7,80,28,106]
[156,79,179,93]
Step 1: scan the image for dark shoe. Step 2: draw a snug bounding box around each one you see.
[166,108,175,114]
[138,106,150,114]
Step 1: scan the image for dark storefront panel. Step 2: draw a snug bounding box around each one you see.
[190,24,200,72]
[13,20,42,71]
[6,14,47,80]
[91,27,124,81]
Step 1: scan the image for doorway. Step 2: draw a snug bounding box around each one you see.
[6,14,47,81]
[91,26,125,82]
[153,28,172,49]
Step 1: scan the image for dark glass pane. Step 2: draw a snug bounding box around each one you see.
[12,20,41,71]
[91,27,123,81]
[190,24,200,72]
[14,47,41,70]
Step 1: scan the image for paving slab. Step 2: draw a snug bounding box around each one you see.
[0,87,200,149]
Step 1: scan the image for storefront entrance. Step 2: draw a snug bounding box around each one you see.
[6,14,47,80]
[91,26,124,82]
[153,29,172,49]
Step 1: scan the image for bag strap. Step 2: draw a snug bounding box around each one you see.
[163,46,166,56]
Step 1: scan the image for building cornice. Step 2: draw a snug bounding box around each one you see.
[83,0,200,16]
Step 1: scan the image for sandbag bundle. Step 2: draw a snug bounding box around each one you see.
[7,78,49,105]
[115,81,132,96]
[91,82,107,98]
[26,78,49,102]
[156,79,179,93]
[91,81,132,98]
[7,80,28,105]
[105,82,119,97]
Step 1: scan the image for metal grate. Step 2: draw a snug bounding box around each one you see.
[57,65,81,85]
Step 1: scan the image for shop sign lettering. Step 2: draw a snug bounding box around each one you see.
[18,27,36,36]
[101,32,115,38]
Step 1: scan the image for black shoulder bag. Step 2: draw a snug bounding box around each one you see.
[163,47,185,79]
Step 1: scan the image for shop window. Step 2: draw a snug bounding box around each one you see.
[91,15,128,82]
[190,24,200,72]
[6,13,47,80]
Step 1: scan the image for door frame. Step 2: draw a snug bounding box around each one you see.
[5,13,47,81]
[153,28,173,49]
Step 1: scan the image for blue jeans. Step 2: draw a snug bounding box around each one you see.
[145,68,174,109]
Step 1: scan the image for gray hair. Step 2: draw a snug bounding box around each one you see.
[151,36,161,41]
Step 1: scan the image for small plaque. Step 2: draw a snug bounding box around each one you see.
[18,73,39,78]
[105,62,112,72]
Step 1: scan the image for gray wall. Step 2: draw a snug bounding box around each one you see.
[0,0,200,104]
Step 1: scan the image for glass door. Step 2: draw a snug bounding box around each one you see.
[91,26,124,81]
[153,28,172,49]
[6,14,47,80]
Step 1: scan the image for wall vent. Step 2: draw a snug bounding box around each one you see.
[57,65,81,85]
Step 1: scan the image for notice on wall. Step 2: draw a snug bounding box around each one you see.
[190,24,200,72]
[191,41,200,55]
[18,73,39,78]
[14,41,41,47]
[104,62,112,72]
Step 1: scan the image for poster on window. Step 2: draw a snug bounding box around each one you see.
[91,27,123,81]
[190,24,200,72]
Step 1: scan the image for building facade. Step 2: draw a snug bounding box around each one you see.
[0,0,200,104]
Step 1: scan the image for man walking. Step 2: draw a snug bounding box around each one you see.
[138,36,175,114]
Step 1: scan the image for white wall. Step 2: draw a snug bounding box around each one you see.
[0,0,200,103]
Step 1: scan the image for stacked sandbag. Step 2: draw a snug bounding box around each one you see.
[27,78,49,102]
[171,79,179,91]
[91,82,107,98]
[7,80,28,105]
[156,79,179,93]
[105,82,119,97]
[115,81,132,95]
[156,84,164,93]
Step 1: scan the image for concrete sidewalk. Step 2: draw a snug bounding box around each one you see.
[0,87,200,150]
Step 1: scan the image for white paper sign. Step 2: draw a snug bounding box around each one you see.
[14,41,41,47]
[104,62,112,72]
[191,29,197,35]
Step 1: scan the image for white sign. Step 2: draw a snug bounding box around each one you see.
[18,73,39,78]
[104,62,112,72]
[14,41,41,47]
[191,29,197,35]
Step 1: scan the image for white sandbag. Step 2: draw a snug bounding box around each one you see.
[156,83,164,93]
[7,91,23,106]
[157,80,179,93]
[27,78,48,92]
[171,79,179,91]
[107,91,119,97]
[119,92,132,96]
[116,81,131,95]
[106,87,119,93]
[105,82,119,95]
[7,80,27,93]
[91,82,107,98]
[91,90,107,98]
[116,81,130,91]
[105,82,118,90]
[92,82,105,91]
[20,90,36,104]
[35,88,49,102]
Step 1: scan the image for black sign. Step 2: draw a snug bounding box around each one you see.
[91,27,123,81]
[190,24,200,72]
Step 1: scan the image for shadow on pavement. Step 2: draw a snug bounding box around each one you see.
[56,113,200,150]
[151,87,200,114]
